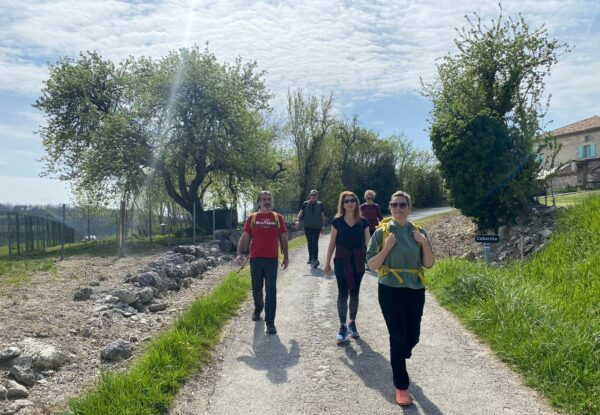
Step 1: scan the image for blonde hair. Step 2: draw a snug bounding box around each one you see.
[364,189,376,199]
[391,190,412,208]
[335,191,361,220]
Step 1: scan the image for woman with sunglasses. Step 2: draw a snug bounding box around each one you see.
[366,191,434,406]
[360,189,384,236]
[324,191,370,344]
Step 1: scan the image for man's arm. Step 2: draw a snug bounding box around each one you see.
[235,232,251,266]
[280,233,289,269]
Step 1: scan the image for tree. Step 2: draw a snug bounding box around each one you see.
[422,9,568,230]
[36,47,281,231]
[286,90,337,209]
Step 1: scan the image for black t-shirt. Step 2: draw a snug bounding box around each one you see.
[332,217,369,250]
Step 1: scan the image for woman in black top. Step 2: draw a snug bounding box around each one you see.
[324,191,370,344]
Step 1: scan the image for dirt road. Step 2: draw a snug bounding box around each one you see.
[171,210,557,415]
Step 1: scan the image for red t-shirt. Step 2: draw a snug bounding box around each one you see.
[242,211,287,259]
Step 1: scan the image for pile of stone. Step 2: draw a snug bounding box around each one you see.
[0,339,68,407]
[492,205,558,261]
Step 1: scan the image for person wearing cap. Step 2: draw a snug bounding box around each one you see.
[295,190,325,268]
[236,191,289,335]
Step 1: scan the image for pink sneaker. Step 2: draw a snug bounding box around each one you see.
[395,388,412,406]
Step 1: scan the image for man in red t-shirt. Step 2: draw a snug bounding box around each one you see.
[236,191,288,334]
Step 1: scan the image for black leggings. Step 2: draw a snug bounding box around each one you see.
[334,259,364,325]
[378,284,425,389]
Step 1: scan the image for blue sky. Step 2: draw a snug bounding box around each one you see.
[1,0,599,204]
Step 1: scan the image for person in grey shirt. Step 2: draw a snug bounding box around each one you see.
[295,189,325,268]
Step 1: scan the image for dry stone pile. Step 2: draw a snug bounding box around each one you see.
[0,231,243,410]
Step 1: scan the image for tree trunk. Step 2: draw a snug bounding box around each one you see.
[118,200,126,257]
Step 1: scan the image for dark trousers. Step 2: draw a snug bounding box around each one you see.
[378,284,425,389]
[334,258,364,325]
[304,227,321,261]
[250,258,278,324]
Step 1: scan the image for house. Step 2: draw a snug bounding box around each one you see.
[541,115,600,190]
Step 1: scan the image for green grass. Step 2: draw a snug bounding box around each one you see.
[427,196,600,415]
[0,257,55,289]
[65,234,306,414]
[541,189,600,207]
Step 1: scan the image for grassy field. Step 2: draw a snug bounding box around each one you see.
[541,189,600,207]
[65,234,306,414]
[427,197,600,415]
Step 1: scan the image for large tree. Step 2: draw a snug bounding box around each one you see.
[422,10,568,230]
[36,47,280,230]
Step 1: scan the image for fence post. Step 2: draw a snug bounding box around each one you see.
[61,204,65,261]
[212,203,216,239]
[7,212,12,259]
[193,201,196,244]
[15,212,20,256]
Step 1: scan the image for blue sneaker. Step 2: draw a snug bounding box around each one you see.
[348,320,360,338]
[336,324,348,344]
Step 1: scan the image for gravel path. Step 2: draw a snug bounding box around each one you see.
[171,209,558,415]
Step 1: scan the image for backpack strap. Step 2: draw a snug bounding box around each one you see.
[250,211,284,254]
[376,220,426,285]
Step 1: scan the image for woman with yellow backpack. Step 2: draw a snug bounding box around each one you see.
[366,190,434,406]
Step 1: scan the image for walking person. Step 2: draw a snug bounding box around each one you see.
[360,189,384,236]
[295,189,325,268]
[366,190,434,406]
[324,191,370,344]
[236,191,289,335]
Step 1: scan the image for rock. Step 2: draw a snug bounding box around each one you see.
[165,264,190,280]
[523,243,535,253]
[182,254,196,262]
[136,271,161,288]
[209,246,220,255]
[137,287,154,304]
[4,399,32,414]
[100,339,132,362]
[115,304,138,317]
[182,277,193,288]
[163,278,179,291]
[0,385,7,400]
[2,379,29,399]
[89,281,100,286]
[20,338,68,371]
[164,252,185,264]
[460,251,476,261]
[543,206,557,216]
[81,327,94,338]
[194,246,208,258]
[73,287,93,301]
[174,245,196,255]
[539,228,552,238]
[189,259,208,277]
[111,289,137,305]
[102,295,120,304]
[0,346,21,362]
[148,302,168,313]
[228,230,241,246]
[9,360,36,387]
[219,238,235,253]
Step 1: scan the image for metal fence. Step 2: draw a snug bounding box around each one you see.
[0,196,300,260]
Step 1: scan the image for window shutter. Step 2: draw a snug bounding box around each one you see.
[592,144,597,157]
[578,144,583,159]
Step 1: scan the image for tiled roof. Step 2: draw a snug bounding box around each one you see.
[550,115,600,137]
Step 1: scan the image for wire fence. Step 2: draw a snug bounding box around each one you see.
[0,198,299,260]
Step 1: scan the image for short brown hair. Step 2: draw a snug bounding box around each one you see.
[256,190,272,203]
[391,190,411,208]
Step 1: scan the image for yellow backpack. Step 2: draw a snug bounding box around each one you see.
[375,217,426,285]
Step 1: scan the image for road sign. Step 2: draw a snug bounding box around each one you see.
[475,234,500,243]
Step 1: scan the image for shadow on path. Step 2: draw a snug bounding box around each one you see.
[237,321,300,384]
[340,338,443,414]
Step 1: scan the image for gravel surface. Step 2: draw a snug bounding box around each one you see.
[171,209,559,415]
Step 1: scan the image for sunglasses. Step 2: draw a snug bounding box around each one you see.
[261,198,272,202]
[310,194,318,196]
[343,198,357,204]
[366,197,374,200]
[389,202,408,208]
